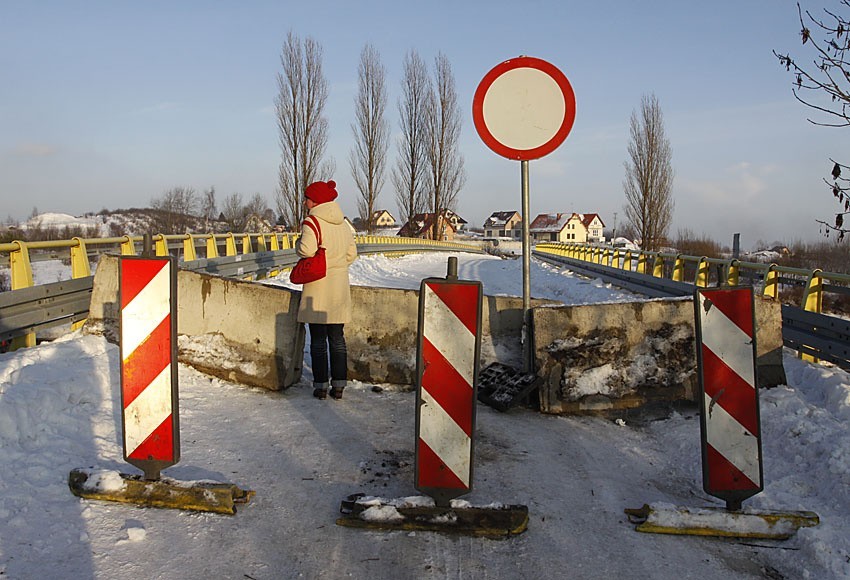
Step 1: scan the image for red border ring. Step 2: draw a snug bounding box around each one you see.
[472,56,576,161]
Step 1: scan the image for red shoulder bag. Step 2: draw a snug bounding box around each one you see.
[290,216,327,285]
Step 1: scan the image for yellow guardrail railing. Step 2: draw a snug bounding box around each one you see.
[535,241,850,364]
[0,231,481,349]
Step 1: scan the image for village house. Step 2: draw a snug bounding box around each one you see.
[444,210,468,232]
[581,213,605,243]
[397,212,456,241]
[529,212,606,244]
[483,211,523,239]
[371,209,397,229]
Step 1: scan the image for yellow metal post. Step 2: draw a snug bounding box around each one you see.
[154,235,169,256]
[183,235,197,262]
[69,238,92,332]
[673,255,685,282]
[801,269,824,363]
[225,234,237,256]
[9,241,36,348]
[241,234,251,255]
[695,257,709,288]
[206,235,219,258]
[637,252,648,275]
[652,254,664,278]
[763,264,779,299]
[726,259,740,287]
[70,238,91,279]
[121,236,137,255]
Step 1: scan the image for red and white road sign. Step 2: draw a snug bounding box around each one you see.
[695,287,763,508]
[473,56,576,160]
[415,277,482,506]
[120,256,180,479]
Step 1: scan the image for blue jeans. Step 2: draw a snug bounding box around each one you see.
[308,323,347,386]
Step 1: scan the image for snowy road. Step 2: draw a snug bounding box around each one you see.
[1,252,847,578]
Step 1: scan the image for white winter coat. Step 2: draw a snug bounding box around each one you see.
[295,201,358,324]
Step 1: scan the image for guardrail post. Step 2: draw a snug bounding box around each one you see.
[225,233,237,256]
[695,257,710,288]
[70,237,92,279]
[637,251,648,275]
[69,237,93,332]
[652,254,664,278]
[183,235,197,262]
[762,264,779,299]
[801,269,824,363]
[673,254,685,282]
[270,234,280,251]
[9,241,36,348]
[241,234,252,255]
[623,250,632,271]
[206,235,219,258]
[121,236,137,255]
[154,235,169,257]
[726,259,740,287]
[602,247,611,267]
[257,234,268,252]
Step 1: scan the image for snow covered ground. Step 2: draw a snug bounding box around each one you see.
[1,252,849,579]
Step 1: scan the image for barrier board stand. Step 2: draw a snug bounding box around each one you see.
[337,258,528,537]
[68,255,253,515]
[625,287,818,539]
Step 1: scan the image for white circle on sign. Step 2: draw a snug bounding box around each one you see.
[482,67,566,151]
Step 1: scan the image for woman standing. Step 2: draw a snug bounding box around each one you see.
[295,180,358,400]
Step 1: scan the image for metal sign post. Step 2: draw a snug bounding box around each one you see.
[473,55,576,372]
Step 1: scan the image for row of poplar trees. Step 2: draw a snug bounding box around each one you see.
[275,32,465,236]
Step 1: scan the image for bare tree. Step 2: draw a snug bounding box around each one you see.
[349,44,389,234]
[623,94,674,252]
[775,1,850,240]
[424,53,466,240]
[151,186,198,234]
[275,32,334,230]
[221,192,246,232]
[392,50,430,228]
[201,186,217,230]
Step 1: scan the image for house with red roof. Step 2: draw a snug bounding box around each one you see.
[529,212,606,243]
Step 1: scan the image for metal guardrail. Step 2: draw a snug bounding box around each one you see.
[0,233,483,349]
[534,244,850,371]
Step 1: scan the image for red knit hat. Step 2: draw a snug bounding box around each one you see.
[305,180,338,204]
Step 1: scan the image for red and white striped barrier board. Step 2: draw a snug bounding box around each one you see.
[415,277,482,506]
[695,287,763,509]
[120,256,180,480]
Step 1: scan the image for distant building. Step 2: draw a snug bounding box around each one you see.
[580,213,606,243]
[529,212,606,243]
[371,209,397,229]
[443,209,468,232]
[397,212,456,241]
[483,211,522,239]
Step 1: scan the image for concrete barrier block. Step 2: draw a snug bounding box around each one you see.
[83,255,304,391]
[532,296,786,416]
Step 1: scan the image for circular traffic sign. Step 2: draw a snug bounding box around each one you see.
[472,56,576,160]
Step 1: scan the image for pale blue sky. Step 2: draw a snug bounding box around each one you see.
[1,0,842,247]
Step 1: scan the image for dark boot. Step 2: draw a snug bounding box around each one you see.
[313,382,329,400]
[330,380,345,400]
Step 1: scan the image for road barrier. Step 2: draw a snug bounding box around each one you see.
[534,243,850,370]
[0,232,483,348]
